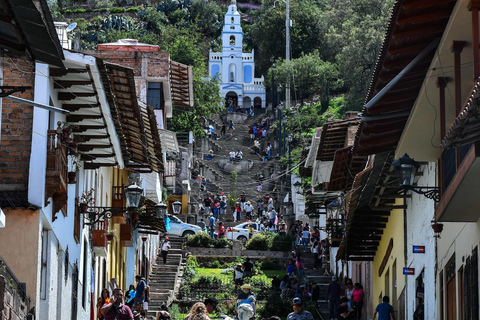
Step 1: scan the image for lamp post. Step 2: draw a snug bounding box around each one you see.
[287,133,293,186]
[270,56,275,110]
[392,153,439,202]
[284,126,287,157]
[293,181,302,194]
[277,84,283,156]
[155,202,168,221]
[83,183,144,227]
[172,201,182,215]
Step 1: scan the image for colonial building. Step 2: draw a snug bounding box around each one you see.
[208,0,266,109]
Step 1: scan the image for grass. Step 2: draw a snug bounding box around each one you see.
[194,268,285,283]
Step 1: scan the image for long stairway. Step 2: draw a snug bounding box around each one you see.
[302,251,332,319]
[148,236,184,315]
[197,111,277,222]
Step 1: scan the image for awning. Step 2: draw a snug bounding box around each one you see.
[317,118,360,161]
[170,60,194,111]
[0,0,64,67]
[105,62,163,173]
[354,0,457,156]
[138,198,167,233]
[158,129,179,153]
[328,146,368,192]
[49,54,126,169]
[337,152,404,261]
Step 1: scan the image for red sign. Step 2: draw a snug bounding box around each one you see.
[403,267,415,275]
[413,246,425,253]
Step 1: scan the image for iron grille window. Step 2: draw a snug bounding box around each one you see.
[465,247,479,320]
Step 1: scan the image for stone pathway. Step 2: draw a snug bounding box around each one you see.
[147,236,184,316]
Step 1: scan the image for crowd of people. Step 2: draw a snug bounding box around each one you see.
[96,275,151,320]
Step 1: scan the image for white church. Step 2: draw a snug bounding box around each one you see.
[209,0,266,110]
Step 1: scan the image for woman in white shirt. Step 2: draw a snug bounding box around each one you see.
[301,227,310,252]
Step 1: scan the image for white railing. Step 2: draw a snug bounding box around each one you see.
[210,54,222,61]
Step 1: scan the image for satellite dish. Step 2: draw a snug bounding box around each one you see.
[66,22,77,32]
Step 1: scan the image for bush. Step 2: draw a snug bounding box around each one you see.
[270,233,294,251]
[245,231,293,251]
[194,275,223,287]
[185,232,211,247]
[259,259,283,270]
[259,292,292,318]
[212,237,232,248]
[245,233,270,250]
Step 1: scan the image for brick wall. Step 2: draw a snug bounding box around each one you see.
[86,50,170,78]
[0,57,35,204]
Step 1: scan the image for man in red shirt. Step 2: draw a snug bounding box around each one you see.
[101,288,134,320]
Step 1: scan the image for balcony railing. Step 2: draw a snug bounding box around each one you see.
[440,143,473,194]
[0,255,30,319]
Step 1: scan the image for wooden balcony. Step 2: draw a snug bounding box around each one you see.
[120,223,133,247]
[92,215,108,257]
[437,142,480,222]
[45,129,68,220]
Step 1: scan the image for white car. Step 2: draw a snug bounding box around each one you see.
[166,214,203,237]
[225,222,263,243]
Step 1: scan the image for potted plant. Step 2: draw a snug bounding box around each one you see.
[68,141,78,156]
[431,220,444,237]
[68,171,77,184]
[105,228,116,243]
[68,157,81,184]
[78,188,95,213]
[62,124,72,143]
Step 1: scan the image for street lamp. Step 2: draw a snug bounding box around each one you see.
[308,212,320,228]
[172,201,182,215]
[83,183,144,226]
[392,153,439,202]
[326,200,340,219]
[155,202,168,221]
[293,181,302,194]
[287,133,293,185]
[125,183,144,208]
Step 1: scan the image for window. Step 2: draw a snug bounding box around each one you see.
[464,247,479,320]
[40,229,49,300]
[74,198,80,243]
[147,82,162,110]
[230,72,234,83]
[230,35,235,46]
[82,240,88,309]
[231,17,234,23]
[445,256,456,320]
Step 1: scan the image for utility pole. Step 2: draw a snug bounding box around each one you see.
[285,0,290,110]
[270,56,275,110]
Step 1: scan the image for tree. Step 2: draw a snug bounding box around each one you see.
[267,51,343,105]
[166,67,222,137]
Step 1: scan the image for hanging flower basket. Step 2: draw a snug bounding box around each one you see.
[63,127,72,143]
[431,222,444,235]
[68,171,77,184]
[105,233,114,242]
[68,141,78,156]
[79,202,88,213]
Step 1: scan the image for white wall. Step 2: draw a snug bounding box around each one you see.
[405,162,437,320]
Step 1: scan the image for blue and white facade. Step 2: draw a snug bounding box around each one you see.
[209,0,266,108]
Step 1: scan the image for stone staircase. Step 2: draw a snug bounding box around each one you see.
[302,251,333,320]
[148,236,184,315]
[196,111,277,208]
